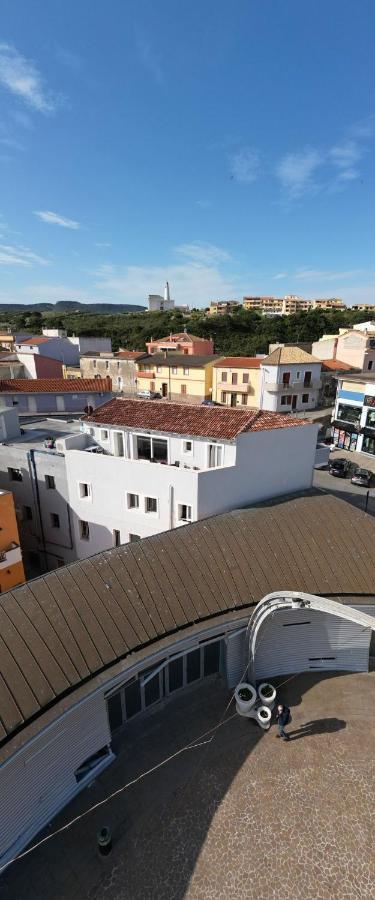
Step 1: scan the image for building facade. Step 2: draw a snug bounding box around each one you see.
[63,398,317,557]
[260,348,322,413]
[80,352,144,393]
[312,327,375,372]
[212,357,262,407]
[148,282,174,312]
[0,488,25,592]
[146,331,214,355]
[207,301,241,316]
[331,374,375,456]
[135,354,220,402]
[0,377,112,415]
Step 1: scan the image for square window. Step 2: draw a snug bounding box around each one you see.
[145,496,158,514]
[45,474,55,490]
[183,367,189,375]
[129,533,141,542]
[156,366,162,373]
[80,519,90,540]
[79,482,91,499]
[171,366,177,375]
[183,440,192,453]
[8,467,22,482]
[100,429,109,440]
[302,393,309,403]
[127,493,139,509]
[51,513,60,528]
[23,505,32,521]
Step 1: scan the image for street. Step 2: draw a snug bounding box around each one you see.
[313,448,375,516]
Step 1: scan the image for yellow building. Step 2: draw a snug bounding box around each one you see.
[212,357,262,407]
[136,354,222,403]
[0,489,25,592]
[62,364,82,379]
[207,300,241,316]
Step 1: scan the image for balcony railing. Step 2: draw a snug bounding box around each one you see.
[265,379,322,392]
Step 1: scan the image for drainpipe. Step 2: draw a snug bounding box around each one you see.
[169,484,174,529]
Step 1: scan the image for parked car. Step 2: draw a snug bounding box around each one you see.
[137,390,162,400]
[328,458,352,478]
[351,467,372,488]
[201,399,222,406]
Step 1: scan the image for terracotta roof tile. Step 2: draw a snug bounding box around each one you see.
[213,357,262,369]
[150,332,209,343]
[321,359,358,372]
[16,336,52,345]
[86,397,312,440]
[115,350,145,359]
[264,347,321,365]
[0,378,111,393]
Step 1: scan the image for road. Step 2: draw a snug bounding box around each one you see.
[313,465,375,516]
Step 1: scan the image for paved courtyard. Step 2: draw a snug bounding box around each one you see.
[1,670,375,900]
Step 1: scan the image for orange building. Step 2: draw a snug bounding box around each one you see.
[0,489,25,593]
[146,330,214,355]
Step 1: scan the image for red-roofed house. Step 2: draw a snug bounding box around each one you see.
[0,377,112,415]
[62,397,318,557]
[146,330,214,356]
[212,357,263,406]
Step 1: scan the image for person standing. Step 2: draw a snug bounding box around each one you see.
[276,703,290,741]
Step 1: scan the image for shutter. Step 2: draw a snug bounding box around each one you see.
[254,608,372,680]
[0,691,111,865]
[225,629,247,688]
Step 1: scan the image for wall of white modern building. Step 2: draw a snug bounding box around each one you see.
[260,360,322,413]
[332,376,375,456]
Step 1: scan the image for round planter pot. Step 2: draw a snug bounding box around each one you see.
[256,705,272,730]
[258,682,276,707]
[235,682,257,714]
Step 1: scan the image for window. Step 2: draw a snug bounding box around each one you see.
[51,513,60,528]
[241,395,248,405]
[182,440,192,453]
[113,431,124,456]
[93,360,97,368]
[181,384,187,395]
[136,434,168,463]
[337,403,361,425]
[23,505,32,521]
[127,493,139,509]
[129,533,141,542]
[304,371,312,387]
[8,467,22,482]
[156,366,162,373]
[183,367,189,375]
[56,558,65,568]
[366,409,375,428]
[296,371,300,379]
[171,366,177,375]
[79,482,91,499]
[231,373,238,385]
[113,529,121,547]
[100,429,109,440]
[145,496,158,514]
[302,393,309,403]
[368,360,373,371]
[80,520,90,540]
[208,444,223,467]
[242,373,249,384]
[281,395,292,406]
[221,391,227,403]
[282,372,291,385]
[178,504,192,522]
[105,360,109,370]
[221,371,227,382]
[88,427,95,436]
[117,360,120,369]
[12,400,18,406]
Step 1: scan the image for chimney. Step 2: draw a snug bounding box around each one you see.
[164,281,170,303]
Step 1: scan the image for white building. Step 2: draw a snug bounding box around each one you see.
[331,373,375,457]
[63,398,318,557]
[0,409,79,577]
[260,347,322,413]
[148,281,175,312]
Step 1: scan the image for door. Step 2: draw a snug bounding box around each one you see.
[292,395,297,410]
[56,396,65,411]
[28,396,37,413]
[162,383,168,397]
[113,431,124,456]
[230,393,237,407]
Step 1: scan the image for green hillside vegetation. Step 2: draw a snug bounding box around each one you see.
[1,305,372,356]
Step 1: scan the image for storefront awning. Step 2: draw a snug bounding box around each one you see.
[331,420,360,433]
[361,426,375,438]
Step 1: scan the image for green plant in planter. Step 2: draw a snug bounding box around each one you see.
[238,687,252,702]
[261,684,274,698]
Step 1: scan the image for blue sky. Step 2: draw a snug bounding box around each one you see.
[0,0,375,308]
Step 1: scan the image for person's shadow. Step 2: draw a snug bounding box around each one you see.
[288,717,346,740]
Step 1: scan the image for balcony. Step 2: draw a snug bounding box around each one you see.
[216,382,255,394]
[265,379,322,393]
[0,542,22,569]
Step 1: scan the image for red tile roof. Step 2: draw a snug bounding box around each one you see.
[149,332,209,343]
[213,357,262,368]
[86,398,312,440]
[16,336,52,345]
[321,359,357,372]
[0,378,112,393]
[115,350,145,359]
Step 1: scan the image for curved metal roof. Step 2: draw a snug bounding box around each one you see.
[1,491,375,752]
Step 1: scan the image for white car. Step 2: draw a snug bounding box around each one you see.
[137,389,161,400]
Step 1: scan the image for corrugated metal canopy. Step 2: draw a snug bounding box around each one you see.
[1,491,375,751]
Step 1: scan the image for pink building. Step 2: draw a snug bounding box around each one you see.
[146,330,214,356]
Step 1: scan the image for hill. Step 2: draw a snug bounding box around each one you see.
[0,301,146,314]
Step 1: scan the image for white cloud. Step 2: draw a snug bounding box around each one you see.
[0,43,55,113]
[23,283,91,302]
[276,149,322,199]
[94,262,237,308]
[293,267,369,282]
[273,272,288,280]
[0,242,49,267]
[329,140,362,169]
[229,148,260,184]
[174,241,231,265]
[34,210,80,229]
